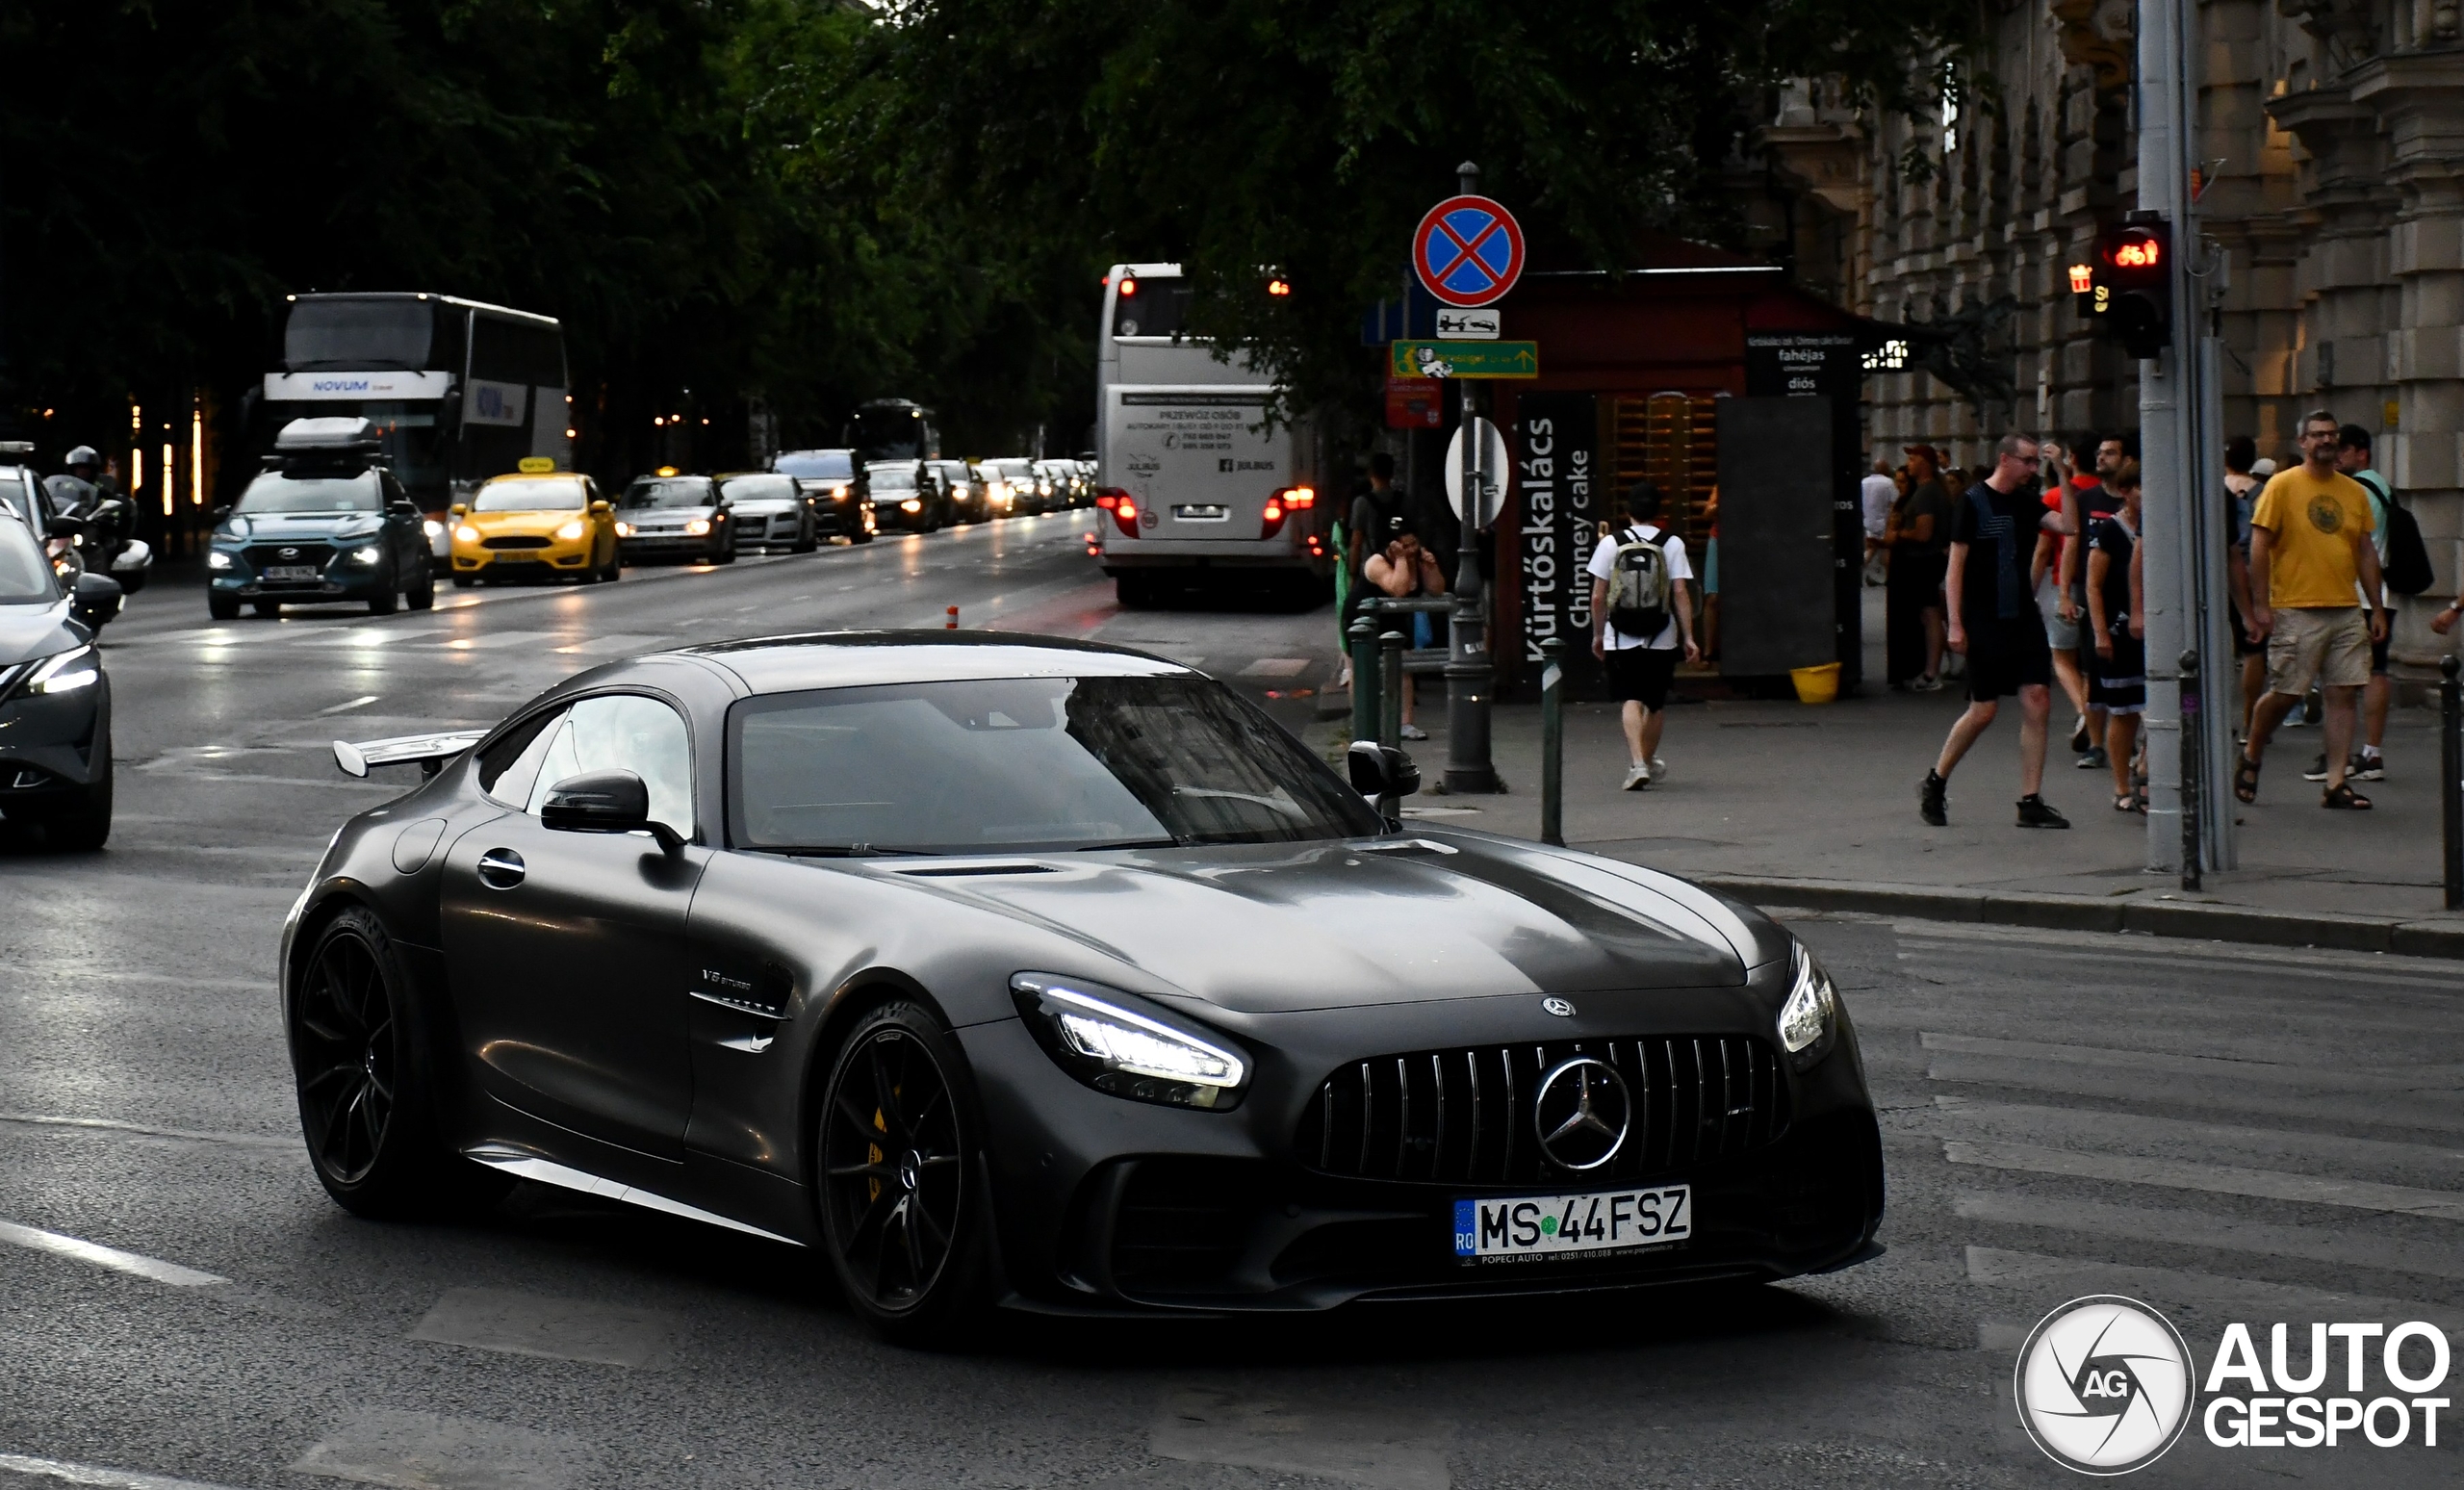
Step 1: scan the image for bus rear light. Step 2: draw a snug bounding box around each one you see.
[1281,485,1315,508]
[1118,274,1139,298]
[1259,501,1286,539]
[1112,498,1141,537]
[1095,488,1123,509]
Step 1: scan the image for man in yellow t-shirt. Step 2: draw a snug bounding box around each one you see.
[2238,408,2389,808]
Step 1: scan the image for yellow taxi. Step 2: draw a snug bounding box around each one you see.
[449,467,620,586]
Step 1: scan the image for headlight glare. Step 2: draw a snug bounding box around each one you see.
[1012,973,1247,1109]
[453,525,480,544]
[553,520,586,541]
[683,518,711,536]
[22,646,98,696]
[901,498,922,513]
[615,522,634,537]
[349,546,382,565]
[206,550,234,571]
[1778,941,1837,1066]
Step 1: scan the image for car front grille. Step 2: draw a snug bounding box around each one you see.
[1296,1035,1788,1186]
[482,535,551,550]
[242,544,331,569]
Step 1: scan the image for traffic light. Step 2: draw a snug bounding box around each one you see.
[2071,220,2171,359]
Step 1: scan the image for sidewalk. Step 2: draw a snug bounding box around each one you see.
[1331,591,2464,959]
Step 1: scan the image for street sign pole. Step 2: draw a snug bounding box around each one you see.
[1444,161,1500,793]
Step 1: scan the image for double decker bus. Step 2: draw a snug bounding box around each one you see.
[252,293,573,519]
[1092,264,1328,604]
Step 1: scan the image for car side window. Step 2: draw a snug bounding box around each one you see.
[525,694,694,835]
[477,706,569,808]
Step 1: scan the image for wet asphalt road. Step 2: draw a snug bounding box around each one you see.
[2,515,2459,1488]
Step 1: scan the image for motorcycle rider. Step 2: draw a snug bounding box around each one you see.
[43,446,106,519]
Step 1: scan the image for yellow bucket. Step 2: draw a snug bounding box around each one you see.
[1789,662,1841,705]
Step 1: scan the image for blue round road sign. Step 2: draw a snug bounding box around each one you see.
[1413,195,1526,308]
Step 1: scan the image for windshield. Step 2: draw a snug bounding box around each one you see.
[235,471,383,514]
[286,298,434,372]
[730,675,1380,855]
[1112,276,1191,339]
[474,477,586,513]
[987,460,1037,479]
[0,519,57,604]
[867,466,917,492]
[621,476,715,510]
[720,474,798,504]
[774,450,854,480]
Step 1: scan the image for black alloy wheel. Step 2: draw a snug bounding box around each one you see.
[368,563,399,615]
[406,556,436,610]
[289,908,508,1219]
[817,1001,988,1342]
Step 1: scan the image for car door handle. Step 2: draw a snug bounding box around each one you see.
[476,848,526,889]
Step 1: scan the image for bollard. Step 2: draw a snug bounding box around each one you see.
[1540,636,1566,847]
[1348,614,1380,746]
[1378,628,1407,820]
[2179,650,2202,892]
[2444,655,2461,912]
[945,605,959,629]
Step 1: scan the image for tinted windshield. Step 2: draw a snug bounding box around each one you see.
[474,477,586,513]
[621,477,715,509]
[731,675,1380,855]
[720,474,798,503]
[286,298,434,372]
[867,466,917,492]
[1112,275,1191,339]
[0,519,57,604]
[235,471,383,514]
[774,450,854,480]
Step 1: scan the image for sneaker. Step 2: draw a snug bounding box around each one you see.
[2075,746,2109,770]
[2015,794,2071,829]
[1648,757,1668,780]
[1399,723,1428,741]
[1622,763,1651,791]
[2068,717,2092,754]
[1912,675,1942,692]
[2351,753,2385,782]
[1919,770,1948,827]
[2301,753,2330,782]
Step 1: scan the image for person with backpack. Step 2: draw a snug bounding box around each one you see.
[1587,481,1698,790]
[1919,433,2073,829]
[2329,425,2427,781]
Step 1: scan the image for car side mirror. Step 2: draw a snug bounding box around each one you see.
[387,501,417,518]
[540,769,683,853]
[1347,741,1421,801]
[211,504,231,523]
[589,500,610,514]
[71,572,123,629]
[449,502,469,517]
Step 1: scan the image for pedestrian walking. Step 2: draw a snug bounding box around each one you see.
[2085,461,2146,810]
[2222,435,2267,740]
[2235,409,2391,809]
[1861,459,1896,584]
[2050,434,2128,769]
[2329,424,2394,782]
[1363,525,1445,739]
[1919,433,2072,829]
[1886,446,1950,689]
[1588,481,1699,790]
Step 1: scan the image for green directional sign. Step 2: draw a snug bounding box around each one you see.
[1390,339,1540,379]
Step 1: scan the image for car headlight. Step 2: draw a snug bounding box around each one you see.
[19,646,98,697]
[831,484,850,499]
[423,519,445,542]
[901,498,922,513]
[453,525,480,544]
[615,522,634,537]
[1777,941,1838,1067]
[206,550,234,571]
[1011,973,1247,1110]
[554,520,587,541]
[684,518,711,536]
[349,546,382,565]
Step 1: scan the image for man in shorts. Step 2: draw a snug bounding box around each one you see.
[2325,424,2394,781]
[1588,482,1699,790]
[2237,409,2390,808]
[1920,433,2071,829]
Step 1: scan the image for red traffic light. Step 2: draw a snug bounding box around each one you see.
[2099,228,2164,273]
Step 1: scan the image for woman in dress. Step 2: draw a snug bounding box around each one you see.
[2086,460,2147,810]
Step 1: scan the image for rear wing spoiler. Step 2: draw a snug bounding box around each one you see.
[333,730,488,780]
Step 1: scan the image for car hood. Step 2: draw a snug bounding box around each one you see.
[870,490,921,502]
[622,505,714,523]
[726,499,795,515]
[218,512,386,543]
[885,831,1761,1014]
[468,510,587,533]
[0,602,82,665]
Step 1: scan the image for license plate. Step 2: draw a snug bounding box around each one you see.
[1172,504,1228,521]
[1453,1186,1691,1264]
[264,564,321,580]
[490,552,539,563]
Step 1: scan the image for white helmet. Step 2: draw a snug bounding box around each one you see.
[64,446,100,468]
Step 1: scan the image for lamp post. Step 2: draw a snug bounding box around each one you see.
[1443,160,1501,794]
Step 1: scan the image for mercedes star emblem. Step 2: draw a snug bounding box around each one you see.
[1533,1056,1630,1170]
[1541,997,1576,1017]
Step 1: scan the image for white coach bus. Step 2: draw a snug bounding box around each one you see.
[1091,264,1331,605]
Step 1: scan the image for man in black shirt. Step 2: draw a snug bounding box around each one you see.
[1919,432,2072,829]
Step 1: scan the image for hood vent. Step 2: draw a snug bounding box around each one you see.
[895,863,1059,878]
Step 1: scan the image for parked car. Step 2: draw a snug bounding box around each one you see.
[449,472,619,587]
[207,419,435,619]
[718,473,818,553]
[1039,458,1088,509]
[979,458,1044,517]
[772,448,870,543]
[930,460,986,525]
[865,461,941,533]
[616,475,737,564]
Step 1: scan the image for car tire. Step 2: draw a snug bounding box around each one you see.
[853,522,875,545]
[208,592,241,621]
[793,525,818,554]
[406,561,435,610]
[254,600,284,618]
[1116,573,1156,608]
[601,550,622,582]
[368,571,399,616]
[451,575,477,589]
[43,751,111,853]
[715,538,737,565]
[289,906,512,1220]
[815,999,992,1347]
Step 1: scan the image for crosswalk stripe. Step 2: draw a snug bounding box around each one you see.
[1964,1246,2464,1338]
[0,1220,227,1286]
[433,630,555,651]
[1920,1054,2464,1135]
[1955,1190,2464,1281]
[1920,1030,2451,1093]
[1932,1096,2464,1177]
[551,633,670,655]
[1943,1138,2464,1220]
[0,1451,244,1490]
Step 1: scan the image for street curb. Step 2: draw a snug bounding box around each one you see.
[1691,874,2464,962]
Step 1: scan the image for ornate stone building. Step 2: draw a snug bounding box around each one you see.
[1756,0,2464,669]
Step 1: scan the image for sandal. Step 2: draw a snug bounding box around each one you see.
[2114,792,2143,813]
[2233,754,2261,804]
[2322,783,2373,810]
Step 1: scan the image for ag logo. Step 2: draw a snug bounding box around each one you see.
[2015,1295,2194,1475]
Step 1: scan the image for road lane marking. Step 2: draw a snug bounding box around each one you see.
[0,1451,247,1489]
[1150,1386,1450,1490]
[1964,1246,2464,1342]
[0,1220,228,1286]
[1919,1030,2457,1092]
[551,633,670,655]
[0,1114,294,1149]
[1239,657,1310,678]
[1930,1095,2464,1174]
[315,696,379,714]
[1941,1139,2464,1220]
[1954,1190,2464,1281]
[408,1288,679,1369]
[1894,922,2464,985]
[434,630,553,651]
[293,1410,600,1490]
